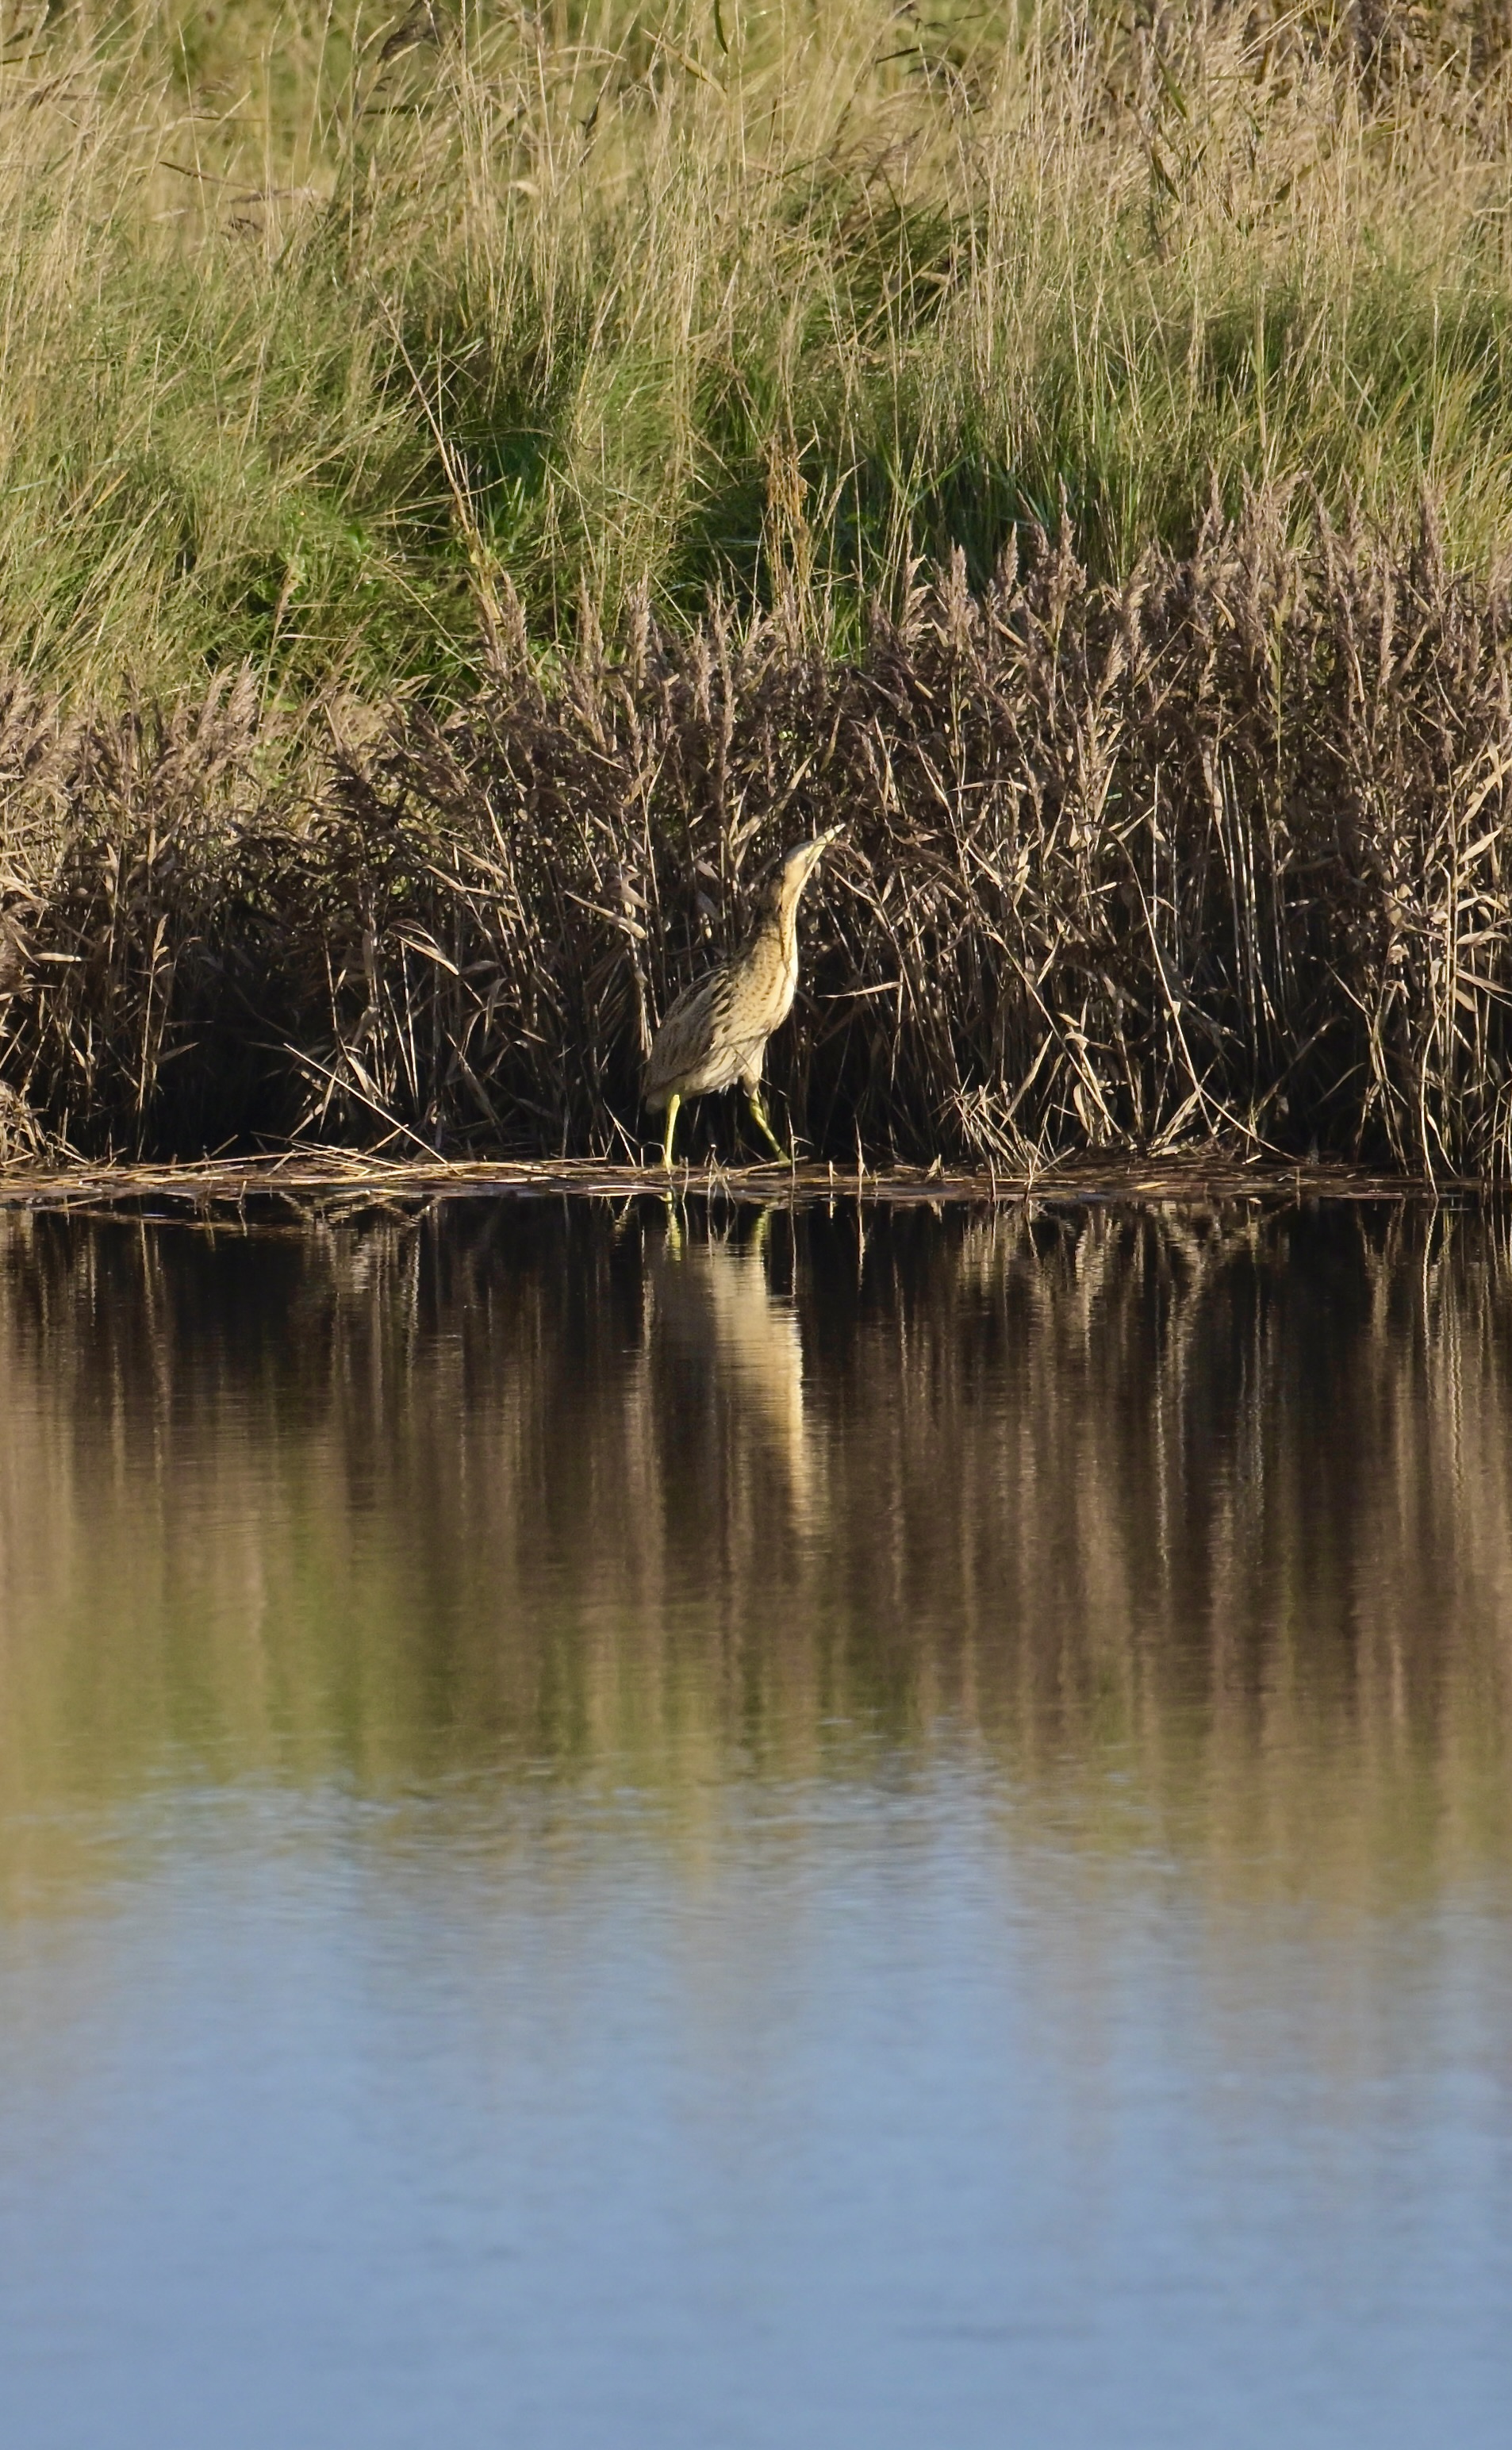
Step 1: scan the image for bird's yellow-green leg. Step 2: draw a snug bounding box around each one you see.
[662,1091,681,1172]
[747,1088,789,1165]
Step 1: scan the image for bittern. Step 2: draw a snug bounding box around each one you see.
[643,831,840,1169]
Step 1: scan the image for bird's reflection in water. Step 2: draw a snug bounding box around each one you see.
[643,1204,819,1534]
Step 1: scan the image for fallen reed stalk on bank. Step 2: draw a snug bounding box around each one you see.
[3,499,1512,1177]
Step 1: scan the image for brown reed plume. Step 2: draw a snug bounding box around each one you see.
[4,494,1512,1177]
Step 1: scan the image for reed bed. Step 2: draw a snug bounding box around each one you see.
[4,500,1512,1176]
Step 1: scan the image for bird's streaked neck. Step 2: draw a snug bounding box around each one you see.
[772,864,816,960]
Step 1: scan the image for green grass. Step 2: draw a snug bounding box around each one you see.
[5,1,1512,703]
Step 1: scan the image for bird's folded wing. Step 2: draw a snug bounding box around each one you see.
[643,970,728,1100]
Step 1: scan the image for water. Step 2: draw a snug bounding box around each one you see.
[2,1197,1511,2449]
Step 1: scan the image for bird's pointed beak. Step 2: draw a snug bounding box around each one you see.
[781,829,842,893]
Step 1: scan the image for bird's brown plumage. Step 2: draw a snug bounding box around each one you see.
[644,832,838,1162]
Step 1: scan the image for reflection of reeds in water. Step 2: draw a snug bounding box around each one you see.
[1,1203,1511,1914]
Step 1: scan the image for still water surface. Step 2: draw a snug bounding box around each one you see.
[2,1199,1511,2448]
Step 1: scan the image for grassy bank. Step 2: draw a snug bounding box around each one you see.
[6,8,1512,1173]
[5,2,1512,699]
[2,502,1512,1176]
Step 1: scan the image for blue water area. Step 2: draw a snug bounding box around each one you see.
[0,1200,1510,2449]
